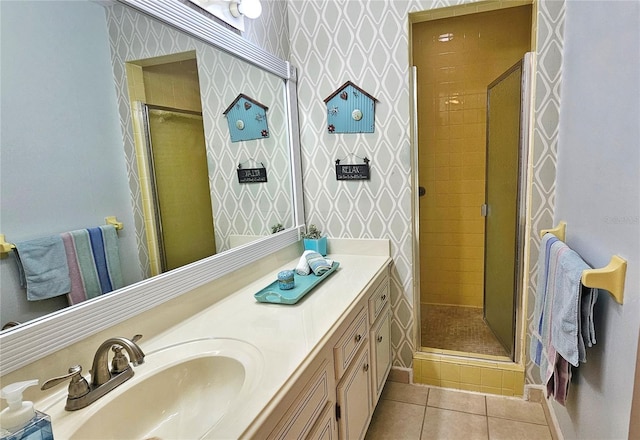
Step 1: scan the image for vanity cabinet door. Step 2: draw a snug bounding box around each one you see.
[336,346,372,440]
[307,402,338,440]
[370,307,391,403]
[267,359,333,440]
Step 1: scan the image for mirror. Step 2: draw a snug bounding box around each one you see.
[0,0,297,331]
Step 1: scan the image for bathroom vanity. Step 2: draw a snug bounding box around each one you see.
[21,239,391,439]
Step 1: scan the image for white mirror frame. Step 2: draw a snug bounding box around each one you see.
[0,0,304,375]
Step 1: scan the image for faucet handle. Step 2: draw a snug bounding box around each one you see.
[111,335,144,374]
[111,345,130,374]
[41,365,90,399]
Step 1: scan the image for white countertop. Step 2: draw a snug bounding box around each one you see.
[43,247,390,439]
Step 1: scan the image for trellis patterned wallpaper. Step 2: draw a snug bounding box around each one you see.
[280,0,565,380]
[105,3,293,277]
[182,0,563,381]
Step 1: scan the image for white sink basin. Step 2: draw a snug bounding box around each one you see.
[47,338,264,440]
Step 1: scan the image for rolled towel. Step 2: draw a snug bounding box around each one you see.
[295,250,314,276]
[306,251,333,276]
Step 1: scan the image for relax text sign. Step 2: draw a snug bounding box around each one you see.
[237,167,267,183]
[335,163,370,180]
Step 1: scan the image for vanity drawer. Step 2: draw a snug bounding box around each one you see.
[367,278,389,324]
[268,359,332,440]
[334,307,368,379]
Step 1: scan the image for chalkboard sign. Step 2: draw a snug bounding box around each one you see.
[336,163,370,180]
[237,167,267,183]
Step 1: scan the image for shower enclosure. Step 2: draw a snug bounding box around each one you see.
[413,5,533,360]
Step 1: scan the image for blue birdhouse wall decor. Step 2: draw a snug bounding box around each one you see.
[324,81,377,134]
[223,94,269,142]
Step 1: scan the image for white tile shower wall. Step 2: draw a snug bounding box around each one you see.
[288,0,563,371]
[105,2,293,275]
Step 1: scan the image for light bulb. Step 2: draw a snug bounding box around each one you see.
[230,0,262,19]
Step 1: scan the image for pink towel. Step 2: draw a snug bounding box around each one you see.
[61,232,87,306]
[546,352,572,406]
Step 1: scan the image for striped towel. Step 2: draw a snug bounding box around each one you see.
[305,251,332,276]
[64,225,123,305]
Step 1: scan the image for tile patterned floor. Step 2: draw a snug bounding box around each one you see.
[366,382,552,440]
[421,304,509,357]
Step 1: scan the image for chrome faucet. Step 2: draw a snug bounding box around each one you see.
[42,335,145,411]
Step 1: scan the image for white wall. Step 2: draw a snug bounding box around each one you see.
[552,1,640,438]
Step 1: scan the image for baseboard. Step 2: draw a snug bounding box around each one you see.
[388,366,412,384]
[525,384,563,440]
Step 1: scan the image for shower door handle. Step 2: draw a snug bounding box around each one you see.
[419,186,426,197]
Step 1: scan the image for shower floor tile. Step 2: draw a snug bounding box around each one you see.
[421,304,509,357]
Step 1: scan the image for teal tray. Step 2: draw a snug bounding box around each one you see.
[254,262,340,305]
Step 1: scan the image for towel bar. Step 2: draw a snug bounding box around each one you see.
[0,216,124,256]
[540,221,566,242]
[582,255,626,304]
[540,222,627,304]
[105,216,124,230]
[0,234,16,255]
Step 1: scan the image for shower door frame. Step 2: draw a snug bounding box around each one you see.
[483,54,534,360]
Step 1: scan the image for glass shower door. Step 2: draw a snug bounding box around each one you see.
[144,105,216,272]
[483,59,526,358]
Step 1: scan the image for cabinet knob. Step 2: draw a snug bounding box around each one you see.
[377,335,383,343]
[355,334,362,343]
[363,363,370,372]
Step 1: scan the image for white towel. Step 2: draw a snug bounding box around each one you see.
[295,250,314,275]
[295,250,334,276]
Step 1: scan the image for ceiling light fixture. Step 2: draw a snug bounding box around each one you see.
[187,0,262,31]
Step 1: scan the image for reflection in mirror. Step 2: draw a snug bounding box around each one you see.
[0,0,293,330]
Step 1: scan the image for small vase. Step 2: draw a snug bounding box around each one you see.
[303,236,327,256]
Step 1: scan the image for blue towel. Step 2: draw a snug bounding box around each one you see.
[550,246,593,367]
[99,225,124,291]
[88,227,113,293]
[14,235,71,301]
[305,251,332,276]
[70,229,102,300]
[530,233,559,366]
[70,226,123,300]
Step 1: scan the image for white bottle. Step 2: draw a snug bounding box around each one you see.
[0,380,38,432]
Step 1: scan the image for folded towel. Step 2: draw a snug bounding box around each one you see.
[582,286,598,348]
[530,233,559,367]
[295,250,314,276]
[540,240,567,384]
[66,226,123,305]
[61,232,87,306]
[547,351,572,406]
[99,225,124,291]
[14,235,71,301]
[550,245,591,367]
[70,229,102,300]
[305,251,332,276]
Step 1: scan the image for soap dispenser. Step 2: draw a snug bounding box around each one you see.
[0,380,53,440]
